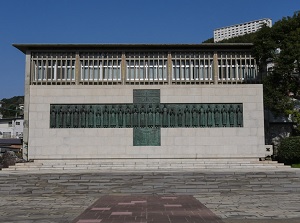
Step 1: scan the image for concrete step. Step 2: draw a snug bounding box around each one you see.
[0,169,300,195]
[2,159,291,172]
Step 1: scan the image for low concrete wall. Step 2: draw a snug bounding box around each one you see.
[28,84,265,159]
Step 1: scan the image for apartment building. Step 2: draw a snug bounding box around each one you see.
[214,19,272,42]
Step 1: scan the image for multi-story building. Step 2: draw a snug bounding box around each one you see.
[14,43,268,162]
[214,18,272,42]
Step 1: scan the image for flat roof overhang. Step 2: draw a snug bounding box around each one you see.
[13,43,254,54]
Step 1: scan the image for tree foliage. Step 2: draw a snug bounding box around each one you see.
[202,11,300,132]
[277,136,300,164]
[253,12,300,120]
[0,96,24,118]
[202,37,214,43]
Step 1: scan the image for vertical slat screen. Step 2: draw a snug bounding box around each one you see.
[29,49,258,85]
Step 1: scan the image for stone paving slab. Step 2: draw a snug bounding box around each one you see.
[0,169,300,222]
[71,195,224,223]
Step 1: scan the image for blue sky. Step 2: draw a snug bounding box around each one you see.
[0,0,299,99]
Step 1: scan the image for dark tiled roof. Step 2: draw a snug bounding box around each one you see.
[0,138,22,145]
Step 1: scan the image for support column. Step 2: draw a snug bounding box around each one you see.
[121,52,126,85]
[167,52,172,85]
[23,51,31,161]
[213,51,218,85]
[75,52,80,85]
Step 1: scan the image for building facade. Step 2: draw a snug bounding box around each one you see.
[14,43,266,161]
[214,19,272,42]
[0,118,24,139]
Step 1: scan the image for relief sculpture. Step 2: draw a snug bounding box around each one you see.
[125,105,131,127]
[66,105,72,128]
[147,105,154,127]
[118,106,123,128]
[192,106,198,127]
[162,105,168,127]
[81,105,86,128]
[74,106,79,128]
[214,105,220,127]
[199,106,205,127]
[155,105,160,128]
[50,103,243,128]
[221,105,227,127]
[140,105,146,127]
[184,105,190,127]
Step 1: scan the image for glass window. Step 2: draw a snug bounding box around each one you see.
[81,60,121,81]
[172,55,213,81]
[3,132,11,138]
[126,55,167,81]
[35,59,75,81]
[103,60,121,80]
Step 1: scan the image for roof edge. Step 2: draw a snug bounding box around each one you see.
[13,43,254,54]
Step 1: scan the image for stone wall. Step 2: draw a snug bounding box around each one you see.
[27,84,265,160]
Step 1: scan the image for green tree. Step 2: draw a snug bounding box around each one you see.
[253,12,300,129]
[202,37,214,43]
[0,96,24,118]
[202,11,300,132]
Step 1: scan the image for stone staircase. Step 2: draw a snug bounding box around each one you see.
[0,165,299,196]
[1,158,291,172]
[0,158,299,197]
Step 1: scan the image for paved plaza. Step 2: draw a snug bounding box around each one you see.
[1,168,300,223]
[72,195,223,223]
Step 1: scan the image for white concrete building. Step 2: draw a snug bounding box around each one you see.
[14,43,267,162]
[214,19,272,42]
[0,118,24,139]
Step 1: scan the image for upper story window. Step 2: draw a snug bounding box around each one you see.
[34,60,75,81]
[31,52,76,84]
[218,53,257,81]
[126,60,167,81]
[172,52,213,81]
[126,53,167,81]
[8,121,12,127]
[16,122,20,125]
[81,60,121,81]
[80,52,121,82]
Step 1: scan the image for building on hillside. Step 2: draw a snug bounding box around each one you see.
[214,18,272,42]
[14,43,269,161]
[0,101,24,119]
[0,118,24,139]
